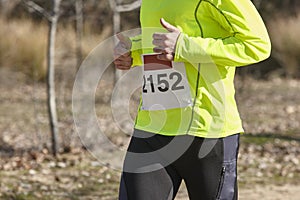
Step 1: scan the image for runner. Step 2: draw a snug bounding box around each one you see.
[114,0,271,199]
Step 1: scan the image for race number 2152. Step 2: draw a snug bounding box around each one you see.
[142,72,185,93]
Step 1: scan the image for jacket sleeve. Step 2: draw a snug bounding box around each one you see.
[174,0,271,66]
[130,34,143,67]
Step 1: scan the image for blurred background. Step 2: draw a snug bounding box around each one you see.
[0,0,299,199]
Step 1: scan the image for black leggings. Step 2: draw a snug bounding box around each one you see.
[119,129,240,200]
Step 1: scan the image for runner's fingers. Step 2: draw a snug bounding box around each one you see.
[153,33,167,40]
[114,56,132,64]
[157,53,174,61]
[114,53,132,60]
[152,38,164,47]
[115,64,131,70]
[114,59,132,66]
[153,47,173,55]
[116,33,132,49]
[164,47,174,54]
[153,47,164,53]
[153,39,172,51]
[114,52,132,61]
[166,53,174,61]
[121,56,132,62]
[114,60,131,68]
[114,41,131,56]
[114,47,131,57]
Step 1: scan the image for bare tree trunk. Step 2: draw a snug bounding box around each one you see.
[47,0,61,157]
[75,0,83,70]
[113,9,123,83]
[22,0,61,157]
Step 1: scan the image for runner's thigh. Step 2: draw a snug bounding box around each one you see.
[119,129,182,200]
[181,134,240,200]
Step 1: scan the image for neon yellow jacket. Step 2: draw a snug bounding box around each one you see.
[131,0,271,138]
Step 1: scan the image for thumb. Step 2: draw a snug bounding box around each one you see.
[160,18,179,32]
[117,33,131,49]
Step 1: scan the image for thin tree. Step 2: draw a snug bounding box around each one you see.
[23,0,62,157]
[75,0,83,70]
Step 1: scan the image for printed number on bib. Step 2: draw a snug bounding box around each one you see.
[141,54,192,111]
[142,72,184,93]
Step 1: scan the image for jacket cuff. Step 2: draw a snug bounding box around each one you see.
[130,35,143,67]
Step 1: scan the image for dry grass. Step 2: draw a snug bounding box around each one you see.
[0,18,48,80]
[0,17,112,81]
[268,14,300,77]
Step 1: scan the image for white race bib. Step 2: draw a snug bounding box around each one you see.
[141,54,192,111]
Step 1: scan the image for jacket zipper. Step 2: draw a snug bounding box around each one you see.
[216,166,226,200]
[185,0,203,135]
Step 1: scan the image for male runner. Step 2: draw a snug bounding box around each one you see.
[114,0,271,199]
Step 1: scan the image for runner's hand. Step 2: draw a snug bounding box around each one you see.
[114,33,132,70]
[153,18,181,61]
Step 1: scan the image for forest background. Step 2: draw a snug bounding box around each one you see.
[0,0,300,199]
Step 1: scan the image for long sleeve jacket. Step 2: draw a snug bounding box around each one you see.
[131,0,271,138]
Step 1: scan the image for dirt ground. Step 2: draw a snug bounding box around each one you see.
[0,150,299,200]
[239,184,300,200]
[175,182,300,200]
[0,67,299,199]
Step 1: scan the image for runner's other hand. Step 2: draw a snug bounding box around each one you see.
[114,33,132,70]
[153,18,181,61]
